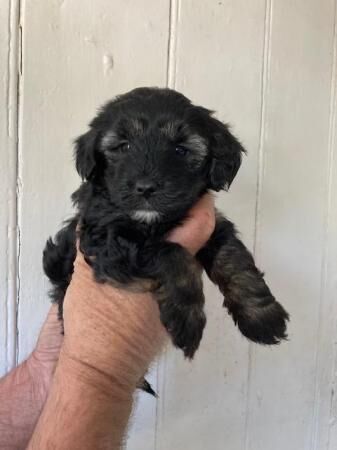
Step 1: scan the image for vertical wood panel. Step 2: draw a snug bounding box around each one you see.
[2,1,335,449]
[247,1,336,449]
[156,1,266,449]
[317,6,337,447]
[326,84,337,449]
[305,36,337,450]
[17,1,169,449]
[0,0,20,377]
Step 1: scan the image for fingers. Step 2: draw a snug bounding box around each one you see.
[167,193,216,255]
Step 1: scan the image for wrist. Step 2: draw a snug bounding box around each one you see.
[57,347,135,400]
[27,344,134,450]
[63,279,167,389]
[57,343,135,397]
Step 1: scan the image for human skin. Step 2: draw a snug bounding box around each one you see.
[0,305,62,450]
[0,194,215,450]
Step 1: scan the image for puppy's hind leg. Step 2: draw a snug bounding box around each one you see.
[43,217,78,321]
[145,242,206,359]
[197,215,289,345]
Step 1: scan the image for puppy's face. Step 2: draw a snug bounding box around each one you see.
[75,88,244,223]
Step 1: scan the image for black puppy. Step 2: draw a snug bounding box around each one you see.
[43,87,289,367]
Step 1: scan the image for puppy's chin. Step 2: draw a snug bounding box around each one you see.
[131,210,161,224]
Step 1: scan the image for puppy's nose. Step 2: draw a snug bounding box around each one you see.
[135,180,156,197]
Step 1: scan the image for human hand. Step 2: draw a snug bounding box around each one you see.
[16,193,215,404]
[26,194,215,450]
[60,193,215,394]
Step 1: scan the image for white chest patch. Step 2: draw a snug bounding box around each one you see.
[132,210,161,224]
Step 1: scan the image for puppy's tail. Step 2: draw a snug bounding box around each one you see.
[137,378,158,398]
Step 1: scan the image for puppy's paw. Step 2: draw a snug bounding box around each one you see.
[168,305,207,359]
[159,296,206,359]
[228,298,289,345]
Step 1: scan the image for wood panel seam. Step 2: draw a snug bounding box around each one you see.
[245,0,273,448]
[5,0,21,373]
[166,0,178,89]
[155,1,178,448]
[15,0,24,366]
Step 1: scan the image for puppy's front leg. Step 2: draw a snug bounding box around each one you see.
[150,242,206,359]
[197,215,289,344]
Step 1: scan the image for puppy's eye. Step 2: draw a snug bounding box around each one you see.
[109,142,130,152]
[120,142,130,151]
[175,145,189,156]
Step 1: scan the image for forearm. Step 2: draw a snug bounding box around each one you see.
[0,359,45,450]
[27,351,134,450]
[28,271,166,450]
[0,305,63,450]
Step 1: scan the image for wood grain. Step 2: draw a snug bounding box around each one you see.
[247,1,337,449]
[1,0,337,448]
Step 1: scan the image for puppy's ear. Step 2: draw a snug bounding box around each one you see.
[208,118,245,191]
[74,129,97,180]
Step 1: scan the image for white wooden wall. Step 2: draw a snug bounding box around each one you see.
[1,1,337,449]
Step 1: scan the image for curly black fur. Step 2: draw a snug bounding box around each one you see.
[43,87,289,390]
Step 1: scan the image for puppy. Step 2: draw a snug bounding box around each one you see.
[43,87,289,374]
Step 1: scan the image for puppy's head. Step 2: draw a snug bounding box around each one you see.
[75,87,245,223]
